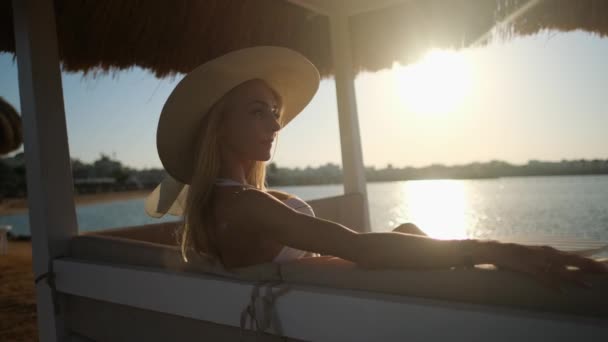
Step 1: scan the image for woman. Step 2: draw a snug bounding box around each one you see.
[146,46,607,294]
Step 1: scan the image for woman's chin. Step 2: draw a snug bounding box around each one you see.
[252,151,272,161]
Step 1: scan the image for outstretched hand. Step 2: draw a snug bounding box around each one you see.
[359,222,607,293]
[492,243,608,293]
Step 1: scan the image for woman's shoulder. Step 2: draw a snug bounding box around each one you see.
[236,187,313,213]
[260,189,314,217]
[219,187,311,219]
[266,189,294,201]
[221,188,304,235]
[266,190,311,208]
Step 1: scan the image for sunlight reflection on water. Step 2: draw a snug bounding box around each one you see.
[397,180,470,240]
[3,176,607,246]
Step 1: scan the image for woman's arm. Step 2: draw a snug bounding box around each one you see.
[231,189,608,292]
[231,189,496,270]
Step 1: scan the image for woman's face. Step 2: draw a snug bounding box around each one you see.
[218,79,282,162]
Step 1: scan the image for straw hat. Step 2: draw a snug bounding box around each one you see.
[145,46,320,218]
[0,97,23,156]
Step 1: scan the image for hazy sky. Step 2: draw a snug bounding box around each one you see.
[1,30,606,169]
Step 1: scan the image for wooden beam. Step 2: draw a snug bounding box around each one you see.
[328,13,372,232]
[287,0,413,17]
[286,0,335,16]
[12,0,78,341]
[337,0,412,17]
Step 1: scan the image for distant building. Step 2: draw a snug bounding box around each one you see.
[73,177,116,194]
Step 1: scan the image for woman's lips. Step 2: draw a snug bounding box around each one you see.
[262,141,273,147]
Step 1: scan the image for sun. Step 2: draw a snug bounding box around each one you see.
[392,49,472,116]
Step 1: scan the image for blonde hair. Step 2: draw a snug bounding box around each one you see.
[178,79,285,265]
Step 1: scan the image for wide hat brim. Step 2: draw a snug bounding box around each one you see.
[144,175,189,218]
[146,46,320,218]
[157,45,320,185]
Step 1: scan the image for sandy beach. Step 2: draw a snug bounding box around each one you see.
[0,241,37,341]
[0,189,150,216]
[0,190,150,340]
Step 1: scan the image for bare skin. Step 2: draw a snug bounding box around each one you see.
[210,79,608,293]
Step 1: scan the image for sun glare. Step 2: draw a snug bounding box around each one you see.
[393,49,472,116]
[400,180,471,240]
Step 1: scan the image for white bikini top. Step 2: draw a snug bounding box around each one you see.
[214,178,319,263]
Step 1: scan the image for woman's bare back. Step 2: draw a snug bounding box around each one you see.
[211,185,285,268]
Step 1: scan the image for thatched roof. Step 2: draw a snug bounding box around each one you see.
[1,0,333,78]
[494,0,608,40]
[350,0,497,72]
[1,0,607,79]
[0,97,22,156]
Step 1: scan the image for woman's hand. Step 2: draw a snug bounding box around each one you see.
[491,242,608,293]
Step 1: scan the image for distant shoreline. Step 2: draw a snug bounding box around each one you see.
[3,173,608,216]
[0,189,150,216]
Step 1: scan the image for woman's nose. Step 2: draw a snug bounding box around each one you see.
[269,116,281,132]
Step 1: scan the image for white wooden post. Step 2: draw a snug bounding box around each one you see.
[328,13,372,232]
[12,0,78,341]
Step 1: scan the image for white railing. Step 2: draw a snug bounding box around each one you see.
[55,258,608,342]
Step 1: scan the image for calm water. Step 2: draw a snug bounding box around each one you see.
[2,175,608,243]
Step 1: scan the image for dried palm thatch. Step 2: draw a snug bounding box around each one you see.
[0,0,607,79]
[0,97,23,156]
[494,0,608,40]
[0,0,332,78]
[350,0,498,72]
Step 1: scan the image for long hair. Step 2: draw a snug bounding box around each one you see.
[178,79,285,265]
